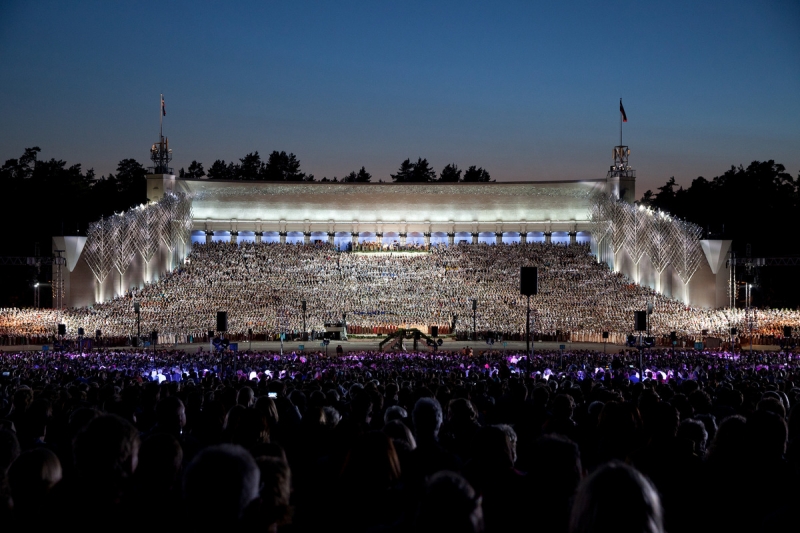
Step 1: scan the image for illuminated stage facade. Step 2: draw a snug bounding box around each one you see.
[55,155,731,311]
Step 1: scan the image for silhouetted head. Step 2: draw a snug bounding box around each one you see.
[73,414,140,482]
[237,386,255,407]
[384,405,408,424]
[416,471,483,533]
[413,397,443,440]
[471,426,513,470]
[136,433,183,490]
[341,431,401,492]
[529,434,582,497]
[570,462,663,533]
[183,444,260,525]
[156,396,186,435]
[256,456,292,527]
[384,419,416,451]
[677,419,708,456]
[0,429,20,476]
[8,447,62,512]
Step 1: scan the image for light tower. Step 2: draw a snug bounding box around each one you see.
[146,94,175,202]
[150,135,172,174]
[607,99,636,204]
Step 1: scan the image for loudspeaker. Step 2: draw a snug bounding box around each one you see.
[95,329,101,338]
[132,337,139,347]
[78,327,85,336]
[520,266,538,296]
[784,326,792,337]
[730,328,738,335]
[701,329,708,336]
[208,330,214,339]
[58,324,66,336]
[602,331,609,339]
[634,311,647,332]
[472,300,477,311]
[670,331,677,342]
[431,326,439,338]
[134,301,140,313]
[216,311,228,332]
[248,328,253,337]
[302,300,307,312]
[151,331,158,344]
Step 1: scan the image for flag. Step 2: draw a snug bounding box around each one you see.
[161,95,166,116]
[620,99,627,122]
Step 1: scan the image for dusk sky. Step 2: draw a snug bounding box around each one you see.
[1,0,798,196]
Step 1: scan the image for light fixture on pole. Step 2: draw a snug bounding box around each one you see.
[472,299,477,342]
[302,300,307,341]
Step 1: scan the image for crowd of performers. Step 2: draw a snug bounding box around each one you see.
[0,346,798,532]
[0,242,798,346]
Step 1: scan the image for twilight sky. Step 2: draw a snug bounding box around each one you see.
[1,0,798,196]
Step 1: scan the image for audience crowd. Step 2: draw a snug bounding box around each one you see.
[1,242,798,346]
[0,346,798,532]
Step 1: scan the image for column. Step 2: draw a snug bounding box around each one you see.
[279,231,287,244]
[471,232,479,244]
[424,232,431,247]
[376,232,383,248]
[230,231,238,244]
[569,231,577,245]
[327,232,335,245]
[205,231,213,244]
[544,232,552,244]
[495,232,503,245]
[254,231,263,244]
[303,231,311,245]
[447,232,455,246]
[399,232,407,246]
[519,232,527,244]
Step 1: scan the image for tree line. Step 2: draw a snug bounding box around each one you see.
[641,160,800,307]
[180,152,491,183]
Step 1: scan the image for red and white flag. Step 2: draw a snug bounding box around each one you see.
[620,99,627,122]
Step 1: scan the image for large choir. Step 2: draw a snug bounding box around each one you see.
[0,241,798,344]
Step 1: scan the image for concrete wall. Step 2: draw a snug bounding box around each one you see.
[183,179,607,234]
[56,236,190,309]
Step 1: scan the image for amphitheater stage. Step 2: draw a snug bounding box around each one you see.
[0,339,782,354]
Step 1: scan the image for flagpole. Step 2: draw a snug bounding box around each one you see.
[160,93,163,140]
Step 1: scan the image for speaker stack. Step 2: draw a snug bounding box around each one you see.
[520,267,538,296]
[217,311,228,332]
[634,311,647,332]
